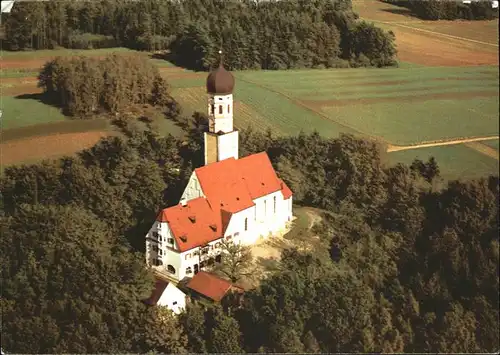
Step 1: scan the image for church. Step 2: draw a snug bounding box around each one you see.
[145,53,293,282]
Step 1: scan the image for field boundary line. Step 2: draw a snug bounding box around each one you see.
[387,136,499,152]
[234,75,389,144]
[464,141,499,160]
[364,18,499,47]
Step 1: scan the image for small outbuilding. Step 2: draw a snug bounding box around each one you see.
[144,278,187,315]
[186,271,244,303]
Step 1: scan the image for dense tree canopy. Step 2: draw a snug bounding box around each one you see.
[38,54,179,118]
[2,0,397,68]
[1,119,498,353]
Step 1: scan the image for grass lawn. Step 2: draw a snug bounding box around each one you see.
[482,139,500,151]
[1,96,67,129]
[387,143,499,180]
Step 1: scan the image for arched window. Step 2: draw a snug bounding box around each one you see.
[219,105,223,114]
[244,218,248,231]
[167,265,176,274]
[273,196,276,213]
[228,104,231,114]
[211,104,215,114]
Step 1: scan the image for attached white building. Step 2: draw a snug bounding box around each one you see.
[145,53,293,282]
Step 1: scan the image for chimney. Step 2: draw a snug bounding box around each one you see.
[181,199,187,207]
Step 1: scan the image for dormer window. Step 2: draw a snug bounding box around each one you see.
[180,235,187,242]
[209,224,217,232]
[189,215,196,223]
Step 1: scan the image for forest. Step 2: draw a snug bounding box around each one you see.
[1,115,498,353]
[1,0,397,68]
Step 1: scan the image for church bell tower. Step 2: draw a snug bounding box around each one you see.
[204,50,239,165]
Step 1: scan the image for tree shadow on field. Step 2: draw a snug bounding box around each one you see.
[380,7,419,18]
[15,92,68,115]
[149,51,205,72]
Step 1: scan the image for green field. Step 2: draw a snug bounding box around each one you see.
[169,66,499,145]
[236,66,498,143]
[1,96,67,129]
[387,144,499,181]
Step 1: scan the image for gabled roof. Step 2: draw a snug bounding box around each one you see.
[144,279,168,306]
[186,271,243,302]
[156,197,221,252]
[195,152,281,212]
[239,152,283,199]
[194,157,255,213]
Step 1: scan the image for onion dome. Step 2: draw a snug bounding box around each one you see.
[206,50,235,95]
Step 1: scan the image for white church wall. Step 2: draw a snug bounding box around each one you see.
[217,131,239,161]
[223,205,258,246]
[180,172,204,203]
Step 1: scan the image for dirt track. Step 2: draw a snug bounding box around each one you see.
[1,131,108,166]
[387,136,500,153]
[464,141,499,160]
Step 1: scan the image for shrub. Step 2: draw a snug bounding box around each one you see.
[65,32,118,49]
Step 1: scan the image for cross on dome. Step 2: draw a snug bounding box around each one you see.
[218,49,224,67]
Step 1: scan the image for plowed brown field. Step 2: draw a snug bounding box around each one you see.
[1,131,108,166]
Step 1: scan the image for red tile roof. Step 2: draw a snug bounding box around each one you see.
[144,279,168,305]
[156,152,293,252]
[195,157,255,214]
[157,197,222,252]
[186,271,243,302]
[280,179,293,200]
